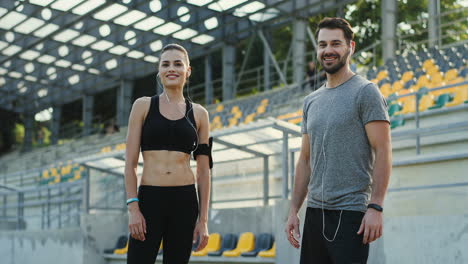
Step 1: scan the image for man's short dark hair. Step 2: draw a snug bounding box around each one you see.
[315,17,354,44]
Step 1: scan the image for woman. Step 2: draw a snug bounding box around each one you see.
[125,43,211,263]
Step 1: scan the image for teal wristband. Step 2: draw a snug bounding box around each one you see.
[126,198,139,205]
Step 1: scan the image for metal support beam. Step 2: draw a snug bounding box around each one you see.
[222,44,236,101]
[282,132,289,199]
[306,26,318,51]
[51,106,61,145]
[263,156,269,206]
[292,19,307,86]
[264,38,271,91]
[82,94,94,137]
[23,113,34,152]
[258,30,288,86]
[381,0,397,61]
[428,0,442,47]
[117,80,133,127]
[205,55,213,105]
[290,151,295,196]
[236,34,256,92]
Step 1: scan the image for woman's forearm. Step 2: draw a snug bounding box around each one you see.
[197,169,210,222]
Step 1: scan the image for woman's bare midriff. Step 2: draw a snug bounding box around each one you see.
[141,150,195,186]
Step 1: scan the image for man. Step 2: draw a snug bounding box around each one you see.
[285,17,392,263]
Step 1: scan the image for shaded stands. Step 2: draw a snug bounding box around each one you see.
[209,86,305,130]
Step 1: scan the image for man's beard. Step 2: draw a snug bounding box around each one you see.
[319,48,351,74]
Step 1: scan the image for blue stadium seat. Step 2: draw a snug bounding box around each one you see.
[208,233,238,256]
[241,233,274,257]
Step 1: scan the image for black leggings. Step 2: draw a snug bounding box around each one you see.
[127,185,198,264]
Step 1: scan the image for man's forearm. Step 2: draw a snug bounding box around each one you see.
[370,147,392,206]
[289,159,311,214]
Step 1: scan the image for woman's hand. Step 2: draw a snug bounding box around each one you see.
[128,203,146,241]
[193,220,209,251]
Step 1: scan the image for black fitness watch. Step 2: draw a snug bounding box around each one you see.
[367,203,383,212]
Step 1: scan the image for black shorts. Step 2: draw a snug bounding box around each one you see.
[300,207,369,264]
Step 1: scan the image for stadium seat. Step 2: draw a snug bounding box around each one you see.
[241,233,274,257]
[216,104,224,112]
[445,86,468,107]
[390,115,406,129]
[113,241,128,255]
[208,233,237,256]
[104,235,128,254]
[388,103,403,116]
[392,81,404,93]
[418,94,435,112]
[243,113,256,124]
[444,69,458,82]
[223,232,255,257]
[192,233,221,256]
[429,93,452,109]
[376,70,388,81]
[401,71,414,83]
[379,83,392,97]
[258,242,276,258]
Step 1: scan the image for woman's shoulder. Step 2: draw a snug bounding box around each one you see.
[133,96,152,108]
[192,102,209,117]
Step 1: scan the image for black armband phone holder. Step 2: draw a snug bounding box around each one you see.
[193,137,213,169]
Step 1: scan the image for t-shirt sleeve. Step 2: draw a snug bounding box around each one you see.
[358,83,390,125]
[301,98,309,134]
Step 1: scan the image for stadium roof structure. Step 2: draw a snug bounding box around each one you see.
[0,0,354,113]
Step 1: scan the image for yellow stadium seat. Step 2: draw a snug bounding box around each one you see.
[234,111,242,119]
[417,75,430,88]
[401,71,414,83]
[243,113,256,124]
[426,65,440,76]
[419,94,435,112]
[228,117,238,127]
[215,104,224,112]
[230,106,240,114]
[423,59,435,69]
[397,98,416,115]
[370,79,378,84]
[257,105,266,115]
[192,233,221,257]
[396,89,414,104]
[446,86,468,107]
[444,69,458,82]
[223,232,255,257]
[392,81,404,93]
[260,98,269,106]
[114,241,128,255]
[258,242,276,258]
[376,70,388,81]
[380,83,392,97]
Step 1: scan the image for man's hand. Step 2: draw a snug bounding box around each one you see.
[285,213,301,248]
[357,208,383,244]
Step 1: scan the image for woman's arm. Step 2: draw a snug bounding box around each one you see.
[124,97,150,241]
[193,104,211,251]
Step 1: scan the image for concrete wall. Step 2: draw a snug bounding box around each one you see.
[0,228,88,264]
[0,212,127,264]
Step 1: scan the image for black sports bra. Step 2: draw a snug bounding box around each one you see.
[140,95,197,154]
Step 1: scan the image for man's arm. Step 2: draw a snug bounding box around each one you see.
[357,120,392,244]
[285,134,311,248]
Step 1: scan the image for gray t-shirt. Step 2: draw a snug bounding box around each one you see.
[301,75,390,212]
